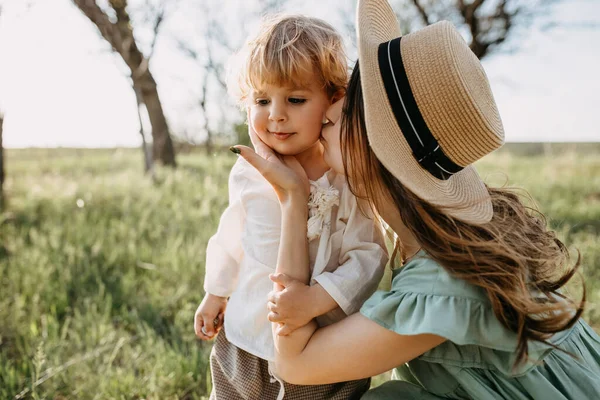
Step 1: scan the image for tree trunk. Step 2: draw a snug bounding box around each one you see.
[133,86,154,174]
[135,71,176,166]
[72,0,176,166]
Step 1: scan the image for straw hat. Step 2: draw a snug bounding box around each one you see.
[356,0,505,224]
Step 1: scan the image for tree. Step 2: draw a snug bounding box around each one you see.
[406,0,536,59]
[72,0,176,167]
[338,0,553,60]
[176,16,227,155]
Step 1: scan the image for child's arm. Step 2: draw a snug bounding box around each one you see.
[268,195,388,335]
[195,160,248,339]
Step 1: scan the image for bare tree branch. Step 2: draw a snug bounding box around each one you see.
[147,2,165,60]
[406,0,523,59]
[411,0,430,25]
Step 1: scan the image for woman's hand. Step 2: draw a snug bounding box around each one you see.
[233,115,309,203]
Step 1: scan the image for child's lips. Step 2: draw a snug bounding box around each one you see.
[271,132,294,141]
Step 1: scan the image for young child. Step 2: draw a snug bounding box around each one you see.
[194,14,388,399]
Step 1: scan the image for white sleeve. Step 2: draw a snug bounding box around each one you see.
[242,182,282,270]
[203,161,249,297]
[313,195,389,315]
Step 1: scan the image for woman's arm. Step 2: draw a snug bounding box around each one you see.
[270,196,444,382]
[270,194,321,356]
[272,309,445,385]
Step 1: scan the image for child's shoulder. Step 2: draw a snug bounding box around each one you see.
[228,157,276,196]
[229,157,263,182]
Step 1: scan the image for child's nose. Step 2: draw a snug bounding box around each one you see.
[268,102,287,123]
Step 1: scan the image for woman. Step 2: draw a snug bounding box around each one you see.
[231,0,600,398]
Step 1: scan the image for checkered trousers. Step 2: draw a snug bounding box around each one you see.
[209,327,370,400]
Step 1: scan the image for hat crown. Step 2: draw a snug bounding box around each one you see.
[401,21,504,167]
[356,0,504,224]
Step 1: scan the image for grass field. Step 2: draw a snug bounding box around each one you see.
[0,144,599,399]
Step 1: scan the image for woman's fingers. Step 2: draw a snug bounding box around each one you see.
[246,112,272,158]
[233,145,273,174]
[267,301,279,313]
[268,311,283,323]
[267,290,279,304]
[275,324,294,337]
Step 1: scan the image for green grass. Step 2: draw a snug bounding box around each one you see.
[0,145,598,398]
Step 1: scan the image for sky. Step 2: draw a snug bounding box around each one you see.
[0,0,599,148]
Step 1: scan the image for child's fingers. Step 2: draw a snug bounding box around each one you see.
[269,273,295,288]
[194,311,205,337]
[194,314,203,337]
[215,312,225,329]
[212,314,224,334]
[195,318,212,340]
[203,315,217,337]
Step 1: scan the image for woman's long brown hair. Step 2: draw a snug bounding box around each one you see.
[341,62,585,366]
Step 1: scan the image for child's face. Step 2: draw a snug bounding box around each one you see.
[249,80,330,156]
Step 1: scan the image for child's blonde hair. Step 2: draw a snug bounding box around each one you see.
[230,14,348,104]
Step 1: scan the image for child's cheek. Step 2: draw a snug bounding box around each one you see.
[249,111,270,144]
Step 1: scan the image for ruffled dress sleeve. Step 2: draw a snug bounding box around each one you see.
[360,251,565,376]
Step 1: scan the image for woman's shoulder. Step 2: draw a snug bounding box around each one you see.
[360,251,511,350]
[392,251,489,303]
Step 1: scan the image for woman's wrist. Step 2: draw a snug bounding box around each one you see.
[280,191,309,217]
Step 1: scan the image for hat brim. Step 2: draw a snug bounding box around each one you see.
[356,0,492,224]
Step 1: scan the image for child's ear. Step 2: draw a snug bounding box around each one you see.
[331,88,345,104]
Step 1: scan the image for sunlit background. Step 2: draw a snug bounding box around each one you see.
[0,0,599,148]
[0,1,598,399]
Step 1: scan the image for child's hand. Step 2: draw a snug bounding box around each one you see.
[267,274,318,336]
[194,293,227,340]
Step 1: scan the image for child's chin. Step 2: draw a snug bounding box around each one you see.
[270,144,302,156]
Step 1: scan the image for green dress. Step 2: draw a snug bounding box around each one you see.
[360,251,600,399]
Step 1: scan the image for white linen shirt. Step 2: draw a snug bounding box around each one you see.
[204,157,388,361]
